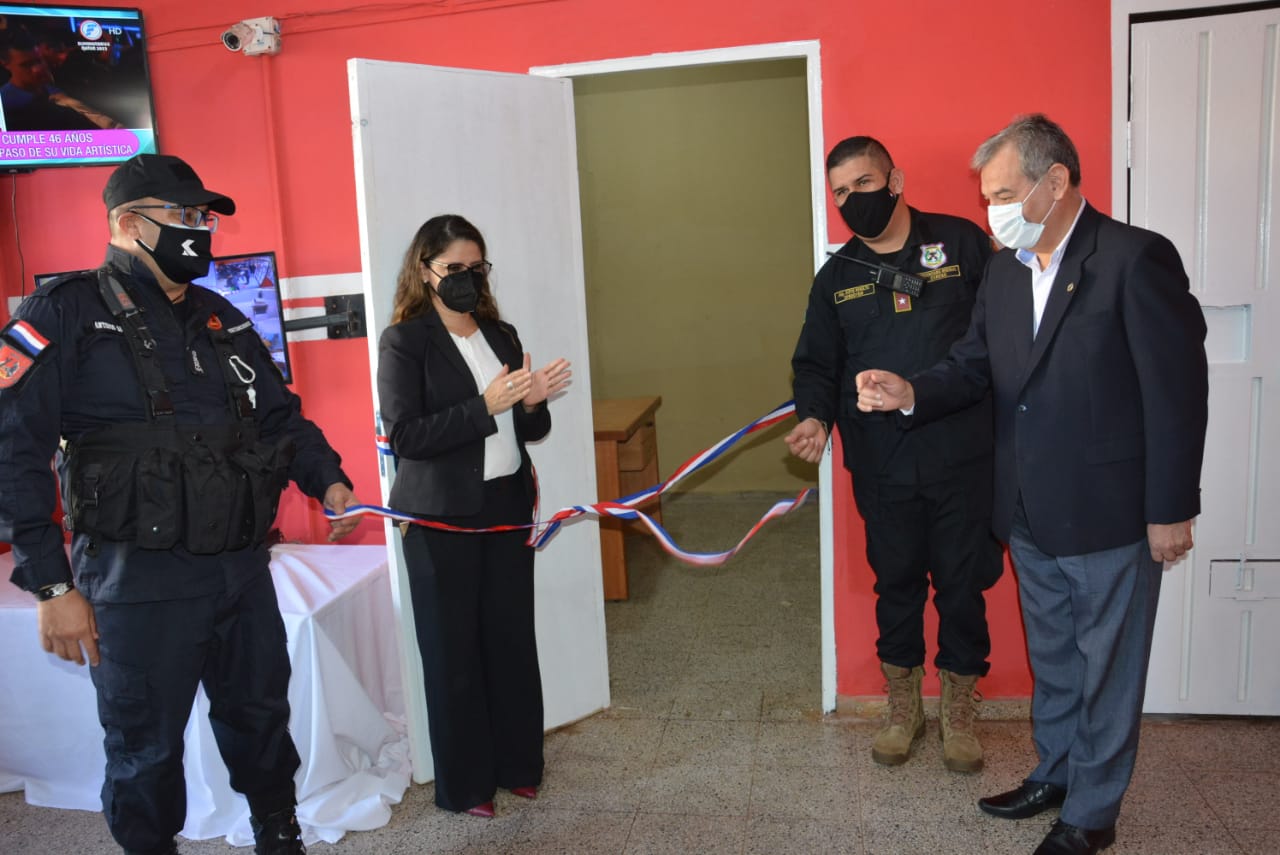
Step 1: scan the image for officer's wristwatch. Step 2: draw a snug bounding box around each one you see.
[34,581,74,601]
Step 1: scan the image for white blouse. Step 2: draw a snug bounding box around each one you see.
[448,329,521,480]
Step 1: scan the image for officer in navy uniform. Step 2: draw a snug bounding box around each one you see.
[788,136,1002,772]
[0,154,362,855]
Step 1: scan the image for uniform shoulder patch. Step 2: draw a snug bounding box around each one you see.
[0,343,35,389]
[0,319,52,390]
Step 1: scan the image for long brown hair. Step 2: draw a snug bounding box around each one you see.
[390,214,501,324]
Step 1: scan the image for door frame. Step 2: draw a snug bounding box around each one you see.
[531,41,837,712]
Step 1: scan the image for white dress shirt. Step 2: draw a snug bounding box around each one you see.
[449,329,521,480]
[1017,198,1087,338]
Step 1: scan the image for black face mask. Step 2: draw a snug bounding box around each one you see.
[434,269,480,314]
[838,183,898,238]
[137,219,213,283]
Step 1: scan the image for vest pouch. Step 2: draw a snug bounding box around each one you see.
[135,447,182,549]
[66,454,138,542]
[229,437,296,546]
[223,462,254,552]
[182,443,235,554]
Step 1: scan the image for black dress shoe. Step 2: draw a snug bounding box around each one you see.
[1033,819,1116,854]
[978,780,1066,819]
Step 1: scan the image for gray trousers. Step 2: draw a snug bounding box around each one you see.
[1008,501,1163,830]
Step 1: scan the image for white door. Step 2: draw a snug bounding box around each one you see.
[1129,7,1280,714]
[348,60,608,780]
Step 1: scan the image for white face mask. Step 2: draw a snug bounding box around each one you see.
[987,175,1057,250]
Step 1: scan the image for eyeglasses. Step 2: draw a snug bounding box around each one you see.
[127,204,220,233]
[425,259,493,277]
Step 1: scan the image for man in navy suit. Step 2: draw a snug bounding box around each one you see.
[854,114,1208,855]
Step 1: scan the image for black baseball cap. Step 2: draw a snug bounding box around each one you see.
[103,154,236,215]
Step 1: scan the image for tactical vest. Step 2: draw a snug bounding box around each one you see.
[61,267,295,553]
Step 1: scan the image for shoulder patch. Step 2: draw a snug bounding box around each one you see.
[4,319,51,356]
[0,319,52,391]
[0,343,35,389]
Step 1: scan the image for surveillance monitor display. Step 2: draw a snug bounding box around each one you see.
[0,3,158,170]
[32,267,87,289]
[31,257,292,384]
[191,252,293,384]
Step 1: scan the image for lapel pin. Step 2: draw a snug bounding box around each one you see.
[1066,282,1076,293]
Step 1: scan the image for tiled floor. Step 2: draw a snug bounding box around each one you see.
[3,494,1278,853]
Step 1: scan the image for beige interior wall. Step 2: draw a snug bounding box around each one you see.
[574,60,817,494]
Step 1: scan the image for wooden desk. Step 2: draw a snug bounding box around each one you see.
[593,396,663,600]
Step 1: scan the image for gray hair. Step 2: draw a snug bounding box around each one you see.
[971,114,1081,186]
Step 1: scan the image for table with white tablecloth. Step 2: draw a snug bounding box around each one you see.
[0,544,410,846]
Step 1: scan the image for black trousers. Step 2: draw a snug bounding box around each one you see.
[852,460,1004,676]
[401,472,544,812]
[89,571,299,853]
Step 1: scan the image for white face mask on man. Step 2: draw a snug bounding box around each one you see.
[987,175,1057,250]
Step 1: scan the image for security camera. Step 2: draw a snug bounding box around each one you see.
[220,17,281,56]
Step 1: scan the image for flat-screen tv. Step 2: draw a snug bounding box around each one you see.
[0,3,157,170]
[191,252,293,384]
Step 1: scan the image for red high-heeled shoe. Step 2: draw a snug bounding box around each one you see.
[510,786,538,800]
[465,801,495,817]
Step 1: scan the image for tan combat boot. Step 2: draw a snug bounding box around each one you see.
[871,663,925,766]
[938,669,983,773]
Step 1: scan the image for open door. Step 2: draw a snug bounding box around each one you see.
[1127,6,1280,714]
[348,59,609,781]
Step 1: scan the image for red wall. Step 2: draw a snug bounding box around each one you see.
[0,0,1115,696]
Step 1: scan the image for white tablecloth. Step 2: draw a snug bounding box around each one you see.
[0,544,410,846]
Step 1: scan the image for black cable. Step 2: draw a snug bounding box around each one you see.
[11,174,25,298]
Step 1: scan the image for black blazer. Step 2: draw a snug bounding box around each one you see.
[910,203,1208,556]
[377,312,551,517]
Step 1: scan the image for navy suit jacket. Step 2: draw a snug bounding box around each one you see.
[377,311,550,518]
[909,202,1208,556]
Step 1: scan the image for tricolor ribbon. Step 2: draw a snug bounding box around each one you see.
[330,401,813,567]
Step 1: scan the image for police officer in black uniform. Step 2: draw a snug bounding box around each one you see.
[0,154,362,855]
[788,136,1002,773]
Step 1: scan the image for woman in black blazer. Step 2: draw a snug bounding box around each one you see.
[376,215,571,818]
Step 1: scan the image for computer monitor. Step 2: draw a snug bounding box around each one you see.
[191,252,292,384]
